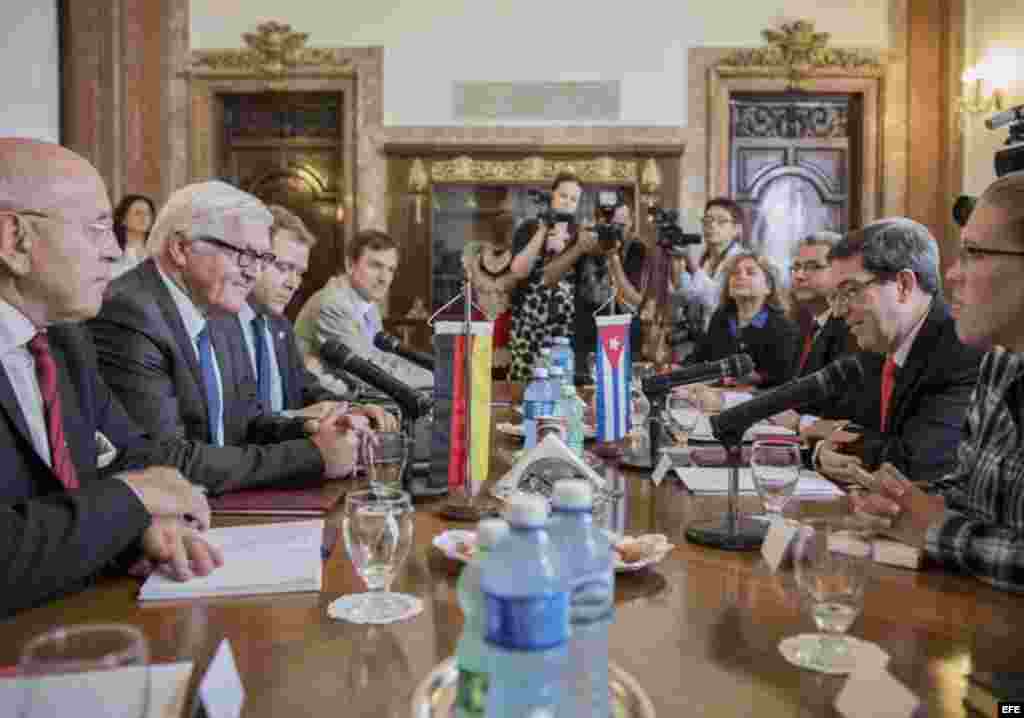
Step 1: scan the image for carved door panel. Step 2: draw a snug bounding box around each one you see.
[730,95,860,280]
[218,91,350,319]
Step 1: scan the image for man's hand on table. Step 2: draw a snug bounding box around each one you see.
[849,463,946,549]
[117,466,211,530]
[141,516,224,581]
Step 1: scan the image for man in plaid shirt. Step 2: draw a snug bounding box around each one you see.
[854,170,1024,593]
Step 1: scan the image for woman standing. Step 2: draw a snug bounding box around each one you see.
[112,194,156,278]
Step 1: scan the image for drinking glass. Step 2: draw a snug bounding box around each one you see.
[749,439,802,522]
[664,393,702,446]
[790,518,873,673]
[366,432,411,493]
[17,624,150,718]
[342,488,416,623]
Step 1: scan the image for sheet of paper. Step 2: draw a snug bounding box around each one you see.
[672,467,843,499]
[684,414,795,442]
[836,667,920,718]
[0,661,192,718]
[761,518,801,571]
[139,519,323,601]
[199,639,245,718]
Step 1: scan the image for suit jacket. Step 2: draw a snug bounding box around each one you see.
[691,303,801,387]
[222,301,341,413]
[311,274,433,390]
[855,299,984,483]
[88,260,325,490]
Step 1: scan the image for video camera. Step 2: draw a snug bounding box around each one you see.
[593,190,626,251]
[646,204,701,253]
[527,189,577,228]
[986,104,1024,177]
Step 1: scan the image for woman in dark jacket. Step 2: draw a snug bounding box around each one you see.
[690,252,800,387]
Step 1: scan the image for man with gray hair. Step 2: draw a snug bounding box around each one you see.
[852,171,1024,593]
[90,181,365,493]
[812,217,983,485]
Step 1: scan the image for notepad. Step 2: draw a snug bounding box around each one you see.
[672,466,844,500]
[139,520,324,601]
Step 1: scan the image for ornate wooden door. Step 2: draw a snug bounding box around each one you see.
[218,91,352,319]
[730,94,861,279]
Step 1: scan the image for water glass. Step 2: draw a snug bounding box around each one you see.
[749,439,801,521]
[791,518,872,672]
[17,624,150,718]
[366,432,411,493]
[342,488,415,623]
[664,394,702,446]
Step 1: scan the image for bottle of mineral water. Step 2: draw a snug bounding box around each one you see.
[557,380,586,458]
[549,480,615,718]
[523,367,554,449]
[481,495,569,718]
[552,335,574,386]
[455,518,509,718]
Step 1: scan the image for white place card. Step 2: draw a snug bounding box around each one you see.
[835,666,920,718]
[199,639,245,718]
[761,518,801,572]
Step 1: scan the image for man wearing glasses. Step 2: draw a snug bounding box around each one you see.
[89,181,367,493]
[853,172,1024,593]
[812,217,983,486]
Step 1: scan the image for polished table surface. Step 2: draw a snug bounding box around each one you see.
[2,405,1022,717]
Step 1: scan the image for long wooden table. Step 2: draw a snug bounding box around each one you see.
[1,407,1021,717]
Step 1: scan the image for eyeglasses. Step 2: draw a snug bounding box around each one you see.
[701,215,735,228]
[791,261,828,274]
[270,258,306,278]
[17,210,114,243]
[194,235,276,269]
[958,243,1024,268]
[832,276,885,308]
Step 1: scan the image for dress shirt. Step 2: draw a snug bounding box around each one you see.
[155,265,224,445]
[237,302,284,413]
[350,291,381,343]
[0,299,50,465]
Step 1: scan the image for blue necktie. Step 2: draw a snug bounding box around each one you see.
[196,326,223,446]
[252,314,273,411]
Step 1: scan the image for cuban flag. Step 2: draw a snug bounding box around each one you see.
[595,314,633,442]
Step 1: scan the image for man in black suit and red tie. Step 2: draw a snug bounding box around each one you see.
[0,139,226,616]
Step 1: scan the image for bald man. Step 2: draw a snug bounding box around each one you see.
[0,139,224,615]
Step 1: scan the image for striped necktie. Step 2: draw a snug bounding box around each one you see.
[27,333,79,489]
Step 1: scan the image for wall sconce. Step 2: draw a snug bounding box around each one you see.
[408,158,429,224]
[639,158,662,208]
[957,52,1018,121]
[957,73,1005,117]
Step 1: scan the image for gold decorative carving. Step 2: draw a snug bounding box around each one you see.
[407,158,429,193]
[429,155,637,184]
[190,21,353,76]
[639,158,662,206]
[718,20,880,88]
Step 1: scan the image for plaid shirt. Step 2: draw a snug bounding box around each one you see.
[925,346,1024,593]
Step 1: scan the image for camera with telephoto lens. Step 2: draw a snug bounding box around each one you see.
[527,189,577,228]
[593,190,626,251]
[986,104,1024,177]
[647,204,701,253]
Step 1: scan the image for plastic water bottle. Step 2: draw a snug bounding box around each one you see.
[552,336,574,385]
[537,346,553,375]
[524,367,554,449]
[549,480,615,718]
[557,380,585,458]
[481,495,569,718]
[455,518,510,718]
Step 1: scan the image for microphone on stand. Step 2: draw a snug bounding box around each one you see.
[710,355,865,447]
[641,354,755,397]
[320,340,434,422]
[373,331,435,372]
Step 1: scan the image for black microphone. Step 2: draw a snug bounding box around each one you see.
[709,355,865,447]
[641,354,754,396]
[320,340,434,421]
[373,331,435,372]
[985,104,1024,131]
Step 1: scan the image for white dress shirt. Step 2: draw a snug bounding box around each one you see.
[0,299,50,466]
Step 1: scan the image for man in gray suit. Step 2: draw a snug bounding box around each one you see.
[294,229,433,390]
[89,182,366,493]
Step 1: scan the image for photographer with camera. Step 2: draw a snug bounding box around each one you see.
[507,172,602,381]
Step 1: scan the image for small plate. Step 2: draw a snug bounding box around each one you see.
[778,634,889,675]
[497,422,597,440]
[433,529,672,573]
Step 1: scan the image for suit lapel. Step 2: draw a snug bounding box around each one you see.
[269,314,293,407]
[0,364,36,460]
[50,333,94,485]
[889,301,947,429]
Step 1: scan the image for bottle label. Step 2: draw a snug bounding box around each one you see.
[456,669,488,716]
[524,400,556,420]
[570,569,615,626]
[484,590,570,651]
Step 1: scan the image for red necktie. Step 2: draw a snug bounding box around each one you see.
[880,356,897,433]
[27,333,79,489]
[797,331,815,373]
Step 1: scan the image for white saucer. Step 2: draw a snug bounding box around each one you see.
[778,634,889,675]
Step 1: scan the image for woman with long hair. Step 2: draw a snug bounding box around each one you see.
[112,194,156,277]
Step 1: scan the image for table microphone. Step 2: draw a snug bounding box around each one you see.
[641,354,754,396]
[373,331,435,372]
[710,355,865,447]
[320,340,433,421]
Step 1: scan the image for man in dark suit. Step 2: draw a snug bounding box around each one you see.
[814,217,984,485]
[88,182,369,490]
[0,139,228,616]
